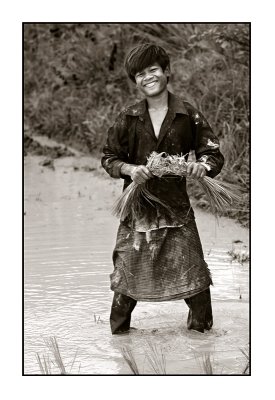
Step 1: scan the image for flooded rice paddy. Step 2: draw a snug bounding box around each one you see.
[24,156,249,375]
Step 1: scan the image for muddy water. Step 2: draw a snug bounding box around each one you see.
[24,156,249,375]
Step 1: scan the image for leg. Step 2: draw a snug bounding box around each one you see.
[184,288,213,333]
[110,292,137,334]
[204,288,213,330]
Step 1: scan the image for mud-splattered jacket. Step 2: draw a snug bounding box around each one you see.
[102,91,224,229]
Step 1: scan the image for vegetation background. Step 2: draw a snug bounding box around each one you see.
[24,23,250,226]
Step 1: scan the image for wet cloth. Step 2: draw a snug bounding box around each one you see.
[111,218,212,301]
[110,292,137,334]
[102,92,224,229]
[185,287,213,332]
[102,91,224,186]
[102,92,223,301]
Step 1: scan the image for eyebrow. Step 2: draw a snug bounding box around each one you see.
[135,65,159,75]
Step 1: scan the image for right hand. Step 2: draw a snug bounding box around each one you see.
[130,165,153,184]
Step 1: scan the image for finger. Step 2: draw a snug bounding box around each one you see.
[190,163,199,178]
[199,168,206,179]
[142,169,152,178]
[187,162,195,176]
[146,169,154,178]
[134,172,149,184]
[133,174,146,184]
[140,175,150,183]
[138,169,150,180]
[140,166,153,177]
[196,164,206,178]
[138,167,153,179]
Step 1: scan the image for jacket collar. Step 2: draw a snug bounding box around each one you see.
[124,91,188,116]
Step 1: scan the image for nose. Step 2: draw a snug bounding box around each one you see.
[143,71,154,81]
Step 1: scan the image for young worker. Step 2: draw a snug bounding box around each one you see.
[102,43,224,334]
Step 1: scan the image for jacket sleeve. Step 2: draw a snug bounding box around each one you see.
[101,112,130,179]
[189,106,224,178]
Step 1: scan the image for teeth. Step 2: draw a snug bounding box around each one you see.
[145,82,156,87]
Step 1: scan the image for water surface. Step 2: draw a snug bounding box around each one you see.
[24,156,249,375]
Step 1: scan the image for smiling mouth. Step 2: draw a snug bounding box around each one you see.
[144,81,157,88]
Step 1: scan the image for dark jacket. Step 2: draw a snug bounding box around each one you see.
[102,92,224,224]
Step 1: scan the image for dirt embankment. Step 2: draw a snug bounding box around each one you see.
[24,134,82,158]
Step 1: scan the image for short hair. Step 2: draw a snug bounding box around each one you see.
[124,43,170,83]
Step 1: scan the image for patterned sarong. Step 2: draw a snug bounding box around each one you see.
[110,218,212,301]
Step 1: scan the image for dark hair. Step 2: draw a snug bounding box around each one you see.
[124,43,170,83]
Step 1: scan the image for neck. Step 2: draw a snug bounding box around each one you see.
[146,90,169,111]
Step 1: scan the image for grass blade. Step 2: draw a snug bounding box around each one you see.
[145,340,166,375]
[120,346,141,375]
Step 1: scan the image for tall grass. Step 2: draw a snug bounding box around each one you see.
[24,23,249,225]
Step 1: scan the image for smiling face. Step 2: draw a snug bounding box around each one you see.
[134,63,170,98]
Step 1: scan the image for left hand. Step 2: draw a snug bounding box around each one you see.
[187,162,207,180]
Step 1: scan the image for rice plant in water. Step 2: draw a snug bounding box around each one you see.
[196,352,214,375]
[120,346,141,375]
[36,353,52,375]
[112,152,243,221]
[36,336,79,375]
[228,240,249,264]
[121,341,166,375]
[145,340,166,375]
[240,347,250,374]
[94,314,103,324]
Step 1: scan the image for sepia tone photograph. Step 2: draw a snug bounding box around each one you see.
[24,23,250,375]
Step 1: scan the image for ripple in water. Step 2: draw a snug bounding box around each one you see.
[24,158,249,375]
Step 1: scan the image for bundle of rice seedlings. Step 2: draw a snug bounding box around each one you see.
[146,151,189,177]
[113,180,173,221]
[112,152,243,220]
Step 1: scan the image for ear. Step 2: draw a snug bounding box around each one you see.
[164,66,170,78]
[164,66,170,84]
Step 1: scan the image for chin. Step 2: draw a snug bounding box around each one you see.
[145,87,165,97]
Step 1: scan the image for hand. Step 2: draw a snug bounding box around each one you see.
[187,162,207,180]
[130,165,153,184]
